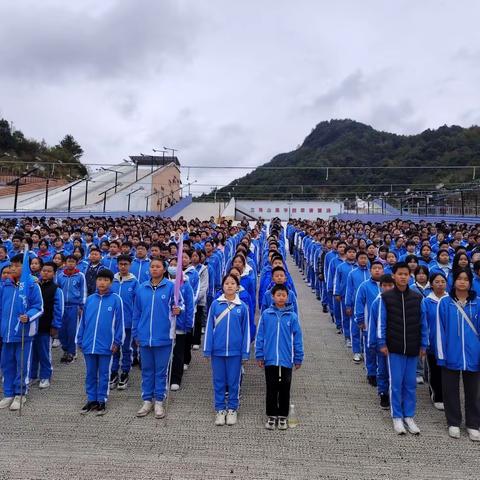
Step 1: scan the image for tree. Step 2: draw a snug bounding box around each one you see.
[0,118,14,150]
[58,134,84,159]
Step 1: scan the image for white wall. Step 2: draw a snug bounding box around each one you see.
[236,200,341,220]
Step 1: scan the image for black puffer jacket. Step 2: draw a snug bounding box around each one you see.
[381,286,423,356]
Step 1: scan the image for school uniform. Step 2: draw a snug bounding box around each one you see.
[30,280,64,382]
[76,291,124,404]
[111,273,139,376]
[333,260,356,341]
[436,294,480,429]
[132,278,176,402]
[101,255,119,274]
[0,277,43,397]
[378,286,428,419]
[255,304,304,418]
[85,262,106,296]
[131,257,151,284]
[183,266,201,365]
[203,295,250,412]
[346,266,370,354]
[421,292,447,404]
[192,264,209,346]
[56,269,87,356]
[260,285,298,315]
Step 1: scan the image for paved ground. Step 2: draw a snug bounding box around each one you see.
[0,258,479,479]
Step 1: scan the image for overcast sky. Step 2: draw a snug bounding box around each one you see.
[0,0,479,195]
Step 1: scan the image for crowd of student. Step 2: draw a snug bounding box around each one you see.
[288,218,480,440]
[0,215,303,430]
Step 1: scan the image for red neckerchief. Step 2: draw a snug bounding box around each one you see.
[63,268,80,277]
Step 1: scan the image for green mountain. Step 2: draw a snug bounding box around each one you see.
[0,118,87,179]
[209,119,480,201]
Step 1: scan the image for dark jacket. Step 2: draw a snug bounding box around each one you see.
[381,286,425,356]
[38,280,64,334]
[85,263,105,296]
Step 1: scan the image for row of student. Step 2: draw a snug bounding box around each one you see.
[291,224,480,440]
[0,220,304,430]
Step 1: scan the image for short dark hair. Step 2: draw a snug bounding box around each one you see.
[370,260,384,270]
[380,274,394,286]
[271,284,288,295]
[42,261,58,273]
[392,261,410,273]
[96,269,114,282]
[10,254,24,264]
[271,266,286,275]
[117,254,132,264]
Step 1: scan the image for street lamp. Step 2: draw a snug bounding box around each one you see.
[8,163,45,212]
[126,186,144,212]
[163,146,178,163]
[101,167,121,193]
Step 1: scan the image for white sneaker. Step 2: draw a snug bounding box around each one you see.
[346,339,352,348]
[404,417,420,435]
[9,395,26,411]
[416,376,424,385]
[183,364,189,371]
[215,410,227,426]
[39,379,50,389]
[0,397,14,409]
[136,401,153,417]
[154,401,165,419]
[467,428,480,442]
[170,384,180,391]
[277,417,288,430]
[226,409,237,426]
[192,345,200,351]
[433,402,444,411]
[52,338,61,348]
[353,353,362,363]
[448,426,461,439]
[393,418,406,435]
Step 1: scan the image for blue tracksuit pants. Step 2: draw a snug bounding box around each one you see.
[60,305,79,355]
[333,297,342,330]
[84,353,113,403]
[377,353,389,395]
[387,353,418,418]
[350,319,361,354]
[340,300,350,340]
[140,344,172,402]
[31,333,53,380]
[112,328,132,374]
[362,331,377,376]
[1,341,33,396]
[211,355,242,411]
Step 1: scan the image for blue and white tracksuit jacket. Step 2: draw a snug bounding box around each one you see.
[333,260,356,338]
[367,295,388,395]
[130,257,151,284]
[255,304,304,368]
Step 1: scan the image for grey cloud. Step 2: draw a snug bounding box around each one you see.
[0,0,200,82]
[365,100,425,134]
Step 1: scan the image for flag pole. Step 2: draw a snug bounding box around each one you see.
[18,244,30,417]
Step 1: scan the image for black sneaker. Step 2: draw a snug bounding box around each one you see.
[380,393,390,410]
[322,305,328,313]
[132,357,140,367]
[96,403,107,416]
[367,375,377,387]
[109,372,119,388]
[117,372,129,390]
[80,401,99,415]
[336,328,342,335]
[60,352,68,363]
[65,354,75,365]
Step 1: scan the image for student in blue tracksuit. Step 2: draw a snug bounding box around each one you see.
[256,284,304,430]
[204,273,250,426]
[377,262,428,435]
[30,262,64,389]
[410,266,431,298]
[168,257,194,391]
[133,259,181,420]
[354,261,384,376]
[76,269,124,415]
[260,266,298,315]
[333,246,357,345]
[101,240,120,274]
[56,255,87,364]
[130,242,151,284]
[436,268,480,441]
[327,242,347,333]
[430,249,453,288]
[0,254,44,411]
[110,255,139,390]
[345,251,370,359]
[183,250,201,366]
[367,274,394,410]
[421,272,448,411]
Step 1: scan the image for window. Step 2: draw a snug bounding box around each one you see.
[326,208,331,213]
[284,208,288,212]
[300,208,305,213]
[250,207,255,213]
[317,208,322,213]
[267,208,271,213]
[275,208,280,213]
[259,208,263,212]
[292,208,297,213]
[309,208,313,213]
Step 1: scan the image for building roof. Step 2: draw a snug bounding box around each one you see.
[129,155,180,167]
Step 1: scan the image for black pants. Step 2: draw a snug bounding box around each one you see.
[184,331,193,366]
[192,305,205,346]
[441,367,480,429]
[265,366,292,418]
[171,334,186,386]
[425,353,443,403]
